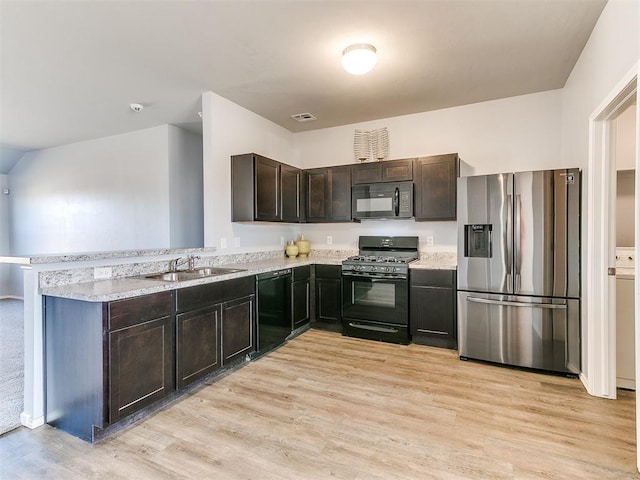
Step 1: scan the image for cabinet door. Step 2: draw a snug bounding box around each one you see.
[411,286,455,347]
[281,164,303,223]
[316,279,342,327]
[328,165,352,221]
[108,315,175,423]
[292,279,310,328]
[222,295,255,365]
[352,163,382,184]
[255,155,280,221]
[314,265,342,331]
[414,154,459,221]
[382,158,413,182]
[306,168,329,222]
[176,305,221,389]
[410,269,457,349]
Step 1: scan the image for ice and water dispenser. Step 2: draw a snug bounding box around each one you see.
[464,224,492,258]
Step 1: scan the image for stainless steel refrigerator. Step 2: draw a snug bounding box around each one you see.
[457,169,581,374]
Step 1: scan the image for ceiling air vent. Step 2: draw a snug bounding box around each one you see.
[290,112,317,122]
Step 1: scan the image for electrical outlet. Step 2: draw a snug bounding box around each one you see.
[234,237,241,248]
[220,237,227,249]
[426,236,434,246]
[280,236,285,246]
[327,235,333,245]
[94,267,112,279]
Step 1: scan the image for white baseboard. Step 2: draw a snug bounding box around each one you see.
[0,295,24,300]
[20,412,44,429]
[617,377,636,390]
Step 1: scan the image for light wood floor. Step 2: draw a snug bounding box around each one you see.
[0,329,637,479]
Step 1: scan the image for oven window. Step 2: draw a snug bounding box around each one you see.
[356,197,392,212]
[353,280,396,308]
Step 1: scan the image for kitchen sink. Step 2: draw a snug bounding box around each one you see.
[189,267,247,276]
[143,267,247,282]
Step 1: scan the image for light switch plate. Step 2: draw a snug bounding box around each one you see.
[327,235,333,245]
[220,237,227,249]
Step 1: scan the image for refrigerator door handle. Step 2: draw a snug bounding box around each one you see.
[514,194,522,293]
[466,296,567,309]
[506,194,513,293]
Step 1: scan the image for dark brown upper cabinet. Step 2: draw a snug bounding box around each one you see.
[231,153,303,223]
[280,164,305,223]
[352,158,414,185]
[414,153,459,221]
[305,165,352,222]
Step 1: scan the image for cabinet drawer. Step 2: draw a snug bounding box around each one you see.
[176,282,224,313]
[410,269,455,288]
[108,291,174,331]
[315,264,341,279]
[293,265,311,281]
[176,275,254,313]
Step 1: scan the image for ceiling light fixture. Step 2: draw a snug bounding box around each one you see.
[341,43,377,75]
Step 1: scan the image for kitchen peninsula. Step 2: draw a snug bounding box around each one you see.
[30,246,455,441]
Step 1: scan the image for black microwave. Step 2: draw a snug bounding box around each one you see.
[352,181,414,220]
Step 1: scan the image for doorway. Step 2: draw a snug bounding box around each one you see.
[587,64,639,471]
[614,103,637,391]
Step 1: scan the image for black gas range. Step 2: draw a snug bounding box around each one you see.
[341,236,419,344]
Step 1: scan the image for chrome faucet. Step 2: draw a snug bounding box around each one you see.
[169,257,188,272]
[188,255,200,270]
[169,255,200,272]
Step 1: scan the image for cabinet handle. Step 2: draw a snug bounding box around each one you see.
[275,166,280,217]
[467,296,567,309]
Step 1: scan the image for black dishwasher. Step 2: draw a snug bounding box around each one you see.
[255,269,292,354]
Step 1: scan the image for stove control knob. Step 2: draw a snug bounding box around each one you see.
[392,267,398,272]
[370,266,377,271]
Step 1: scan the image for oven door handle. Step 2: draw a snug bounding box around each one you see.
[342,273,408,281]
[347,322,400,333]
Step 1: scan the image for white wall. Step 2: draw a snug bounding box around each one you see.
[9,124,205,256]
[291,89,563,251]
[168,126,204,248]
[617,170,635,247]
[560,0,640,386]
[10,125,170,254]
[202,92,297,252]
[617,103,638,171]
[562,0,639,170]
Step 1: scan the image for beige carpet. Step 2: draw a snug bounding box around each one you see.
[0,299,23,435]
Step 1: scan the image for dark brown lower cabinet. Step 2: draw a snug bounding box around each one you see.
[410,269,457,349]
[176,305,221,390]
[45,276,255,442]
[313,264,342,332]
[292,265,311,329]
[109,314,175,422]
[222,295,255,365]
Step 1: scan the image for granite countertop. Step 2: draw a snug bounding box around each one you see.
[40,255,334,302]
[1,246,218,265]
[411,259,457,270]
[40,252,456,303]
